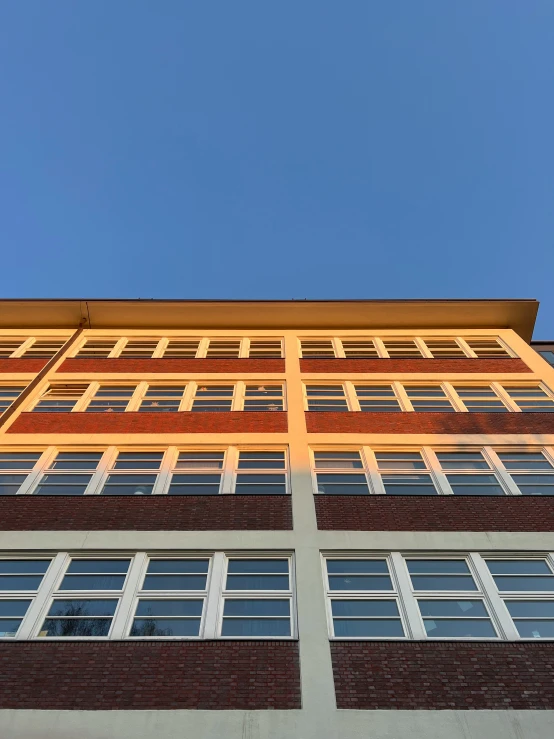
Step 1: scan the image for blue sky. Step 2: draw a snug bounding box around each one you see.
[1,1,553,337]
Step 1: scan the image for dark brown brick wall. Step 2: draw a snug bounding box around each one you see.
[8,411,288,434]
[300,358,530,374]
[331,641,554,709]
[315,495,554,531]
[306,411,554,435]
[0,358,48,374]
[0,495,292,530]
[0,641,300,710]
[59,358,285,373]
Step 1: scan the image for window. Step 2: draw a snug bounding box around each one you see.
[381,339,423,358]
[0,386,25,415]
[314,451,369,495]
[32,452,103,496]
[235,451,287,494]
[375,452,438,495]
[324,553,554,641]
[85,386,137,413]
[0,452,43,496]
[0,339,26,358]
[502,385,554,412]
[465,338,511,358]
[118,340,160,358]
[422,339,466,358]
[436,452,505,496]
[452,385,508,412]
[205,340,241,358]
[248,340,283,358]
[341,340,379,358]
[168,452,225,495]
[100,452,164,495]
[300,340,336,358]
[496,451,554,496]
[537,350,554,367]
[73,337,284,359]
[75,339,119,358]
[305,385,348,411]
[2,552,294,640]
[19,338,67,358]
[222,558,293,637]
[404,385,455,412]
[243,384,283,411]
[191,385,234,412]
[32,384,90,412]
[163,340,200,358]
[138,386,186,412]
[354,385,401,412]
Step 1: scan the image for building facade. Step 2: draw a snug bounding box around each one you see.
[0,298,553,739]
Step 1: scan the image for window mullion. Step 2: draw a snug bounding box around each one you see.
[152,447,175,495]
[344,382,360,412]
[110,338,127,358]
[362,446,385,495]
[491,383,520,412]
[414,338,433,358]
[373,338,388,358]
[221,446,237,494]
[232,382,244,411]
[17,447,56,496]
[17,552,69,640]
[333,338,345,359]
[126,382,147,412]
[468,553,519,640]
[152,338,168,358]
[389,553,426,639]
[456,338,478,358]
[11,337,34,358]
[442,382,466,412]
[239,338,249,358]
[393,382,412,412]
[203,553,225,638]
[73,382,98,412]
[110,553,148,639]
[197,338,209,358]
[422,447,453,495]
[484,447,521,496]
[180,382,196,412]
[87,446,118,495]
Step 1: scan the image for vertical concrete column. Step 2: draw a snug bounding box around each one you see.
[283,332,337,728]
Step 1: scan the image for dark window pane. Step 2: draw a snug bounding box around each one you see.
[0,475,28,495]
[493,576,554,592]
[0,620,24,637]
[226,575,289,590]
[486,560,551,575]
[423,619,496,637]
[228,560,288,574]
[418,600,488,617]
[327,560,389,574]
[221,618,290,636]
[407,560,470,574]
[143,575,207,591]
[130,618,201,637]
[235,484,287,495]
[328,575,392,591]
[67,560,130,574]
[0,600,32,617]
[505,601,554,618]
[331,600,399,617]
[135,599,203,617]
[513,620,554,638]
[223,599,290,616]
[0,576,45,590]
[147,560,209,574]
[47,599,118,617]
[410,575,477,591]
[59,575,127,590]
[40,618,112,637]
[333,619,404,637]
[168,484,219,495]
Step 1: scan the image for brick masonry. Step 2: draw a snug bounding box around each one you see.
[315,495,554,531]
[0,641,301,710]
[0,495,293,530]
[300,358,530,374]
[306,411,554,435]
[331,641,554,709]
[8,411,288,434]
[58,358,286,373]
[0,358,48,374]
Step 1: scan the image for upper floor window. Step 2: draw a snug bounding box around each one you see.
[311,445,554,496]
[300,336,515,359]
[1,447,290,496]
[30,381,286,414]
[73,337,284,359]
[0,552,295,640]
[0,386,25,415]
[303,382,554,413]
[323,552,554,641]
[0,337,68,359]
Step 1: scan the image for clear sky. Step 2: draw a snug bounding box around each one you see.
[1,1,553,337]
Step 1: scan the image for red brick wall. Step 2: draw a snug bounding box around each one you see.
[306,411,554,435]
[0,358,48,374]
[9,411,288,434]
[300,358,529,374]
[331,641,554,709]
[0,495,292,530]
[315,495,554,531]
[59,358,285,373]
[0,641,300,710]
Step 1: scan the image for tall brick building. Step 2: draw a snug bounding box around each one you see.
[0,298,553,738]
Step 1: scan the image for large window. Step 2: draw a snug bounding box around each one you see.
[72,337,284,359]
[30,381,286,413]
[323,553,554,641]
[1,447,289,496]
[300,336,514,359]
[303,382,554,413]
[311,446,554,496]
[0,386,25,415]
[0,553,295,640]
[0,337,69,358]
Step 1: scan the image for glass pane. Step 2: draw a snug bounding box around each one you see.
[223,599,290,616]
[0,599,32,617]
[423,619,496,637]
[142,575,207,591]
[492,577,554,592]
[47,599,118,617]
[328,575,393,591]
[486,560,551,575]
[221,619,290,636]
[0,475,28,495]
[0,576,44,590]
[59,575,127,590]
[40,618,112,637]
[505,601,554,618]
[130,618,201,637]
[418,600,488,617]
[327,560,389,574]
[147,560,209,574]
[135,599,203,616]
[67,560,130,574]
[331,600,399,617]
[0,560,50,574]
[0,620,24,637]
[407,560,470,574]
[226,575,289,591]
[333,619,404,637]
[410,576,477,591]
[513,620,554,638]
[228,560,289,574]
[235,484,287,495]
[167,484,220,495]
